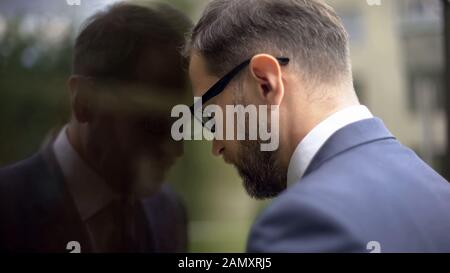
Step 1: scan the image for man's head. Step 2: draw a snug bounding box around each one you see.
[68,2,191,197]
[186,0,359,199]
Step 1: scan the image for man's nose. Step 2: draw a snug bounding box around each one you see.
[212,139,225,156]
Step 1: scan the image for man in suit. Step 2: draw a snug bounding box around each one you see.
[185,0,450,252]
[0,2,191,252]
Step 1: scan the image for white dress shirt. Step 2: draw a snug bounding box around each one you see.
[286,105,373,187]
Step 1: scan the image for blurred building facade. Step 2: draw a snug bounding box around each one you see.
[331,0,446,170]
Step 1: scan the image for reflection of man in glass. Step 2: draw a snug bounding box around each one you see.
[0,2,191,252]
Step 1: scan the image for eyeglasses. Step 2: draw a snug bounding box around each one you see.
[190,57,290,133]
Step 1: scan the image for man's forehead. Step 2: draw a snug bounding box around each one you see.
[189,53,218,97]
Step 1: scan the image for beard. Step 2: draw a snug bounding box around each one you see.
[230,86,287,199]
[234,139,287,200]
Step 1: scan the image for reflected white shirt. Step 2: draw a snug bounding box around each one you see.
[53,126,120,252]
[53,126,116,220]
[286,105,373,187]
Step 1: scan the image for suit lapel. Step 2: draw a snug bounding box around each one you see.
[304,118,396,177]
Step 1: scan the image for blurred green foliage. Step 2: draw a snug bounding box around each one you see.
[0,18,72,165]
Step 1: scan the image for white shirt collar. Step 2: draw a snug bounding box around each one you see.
[286,105,373,187]
[53,126,117,221]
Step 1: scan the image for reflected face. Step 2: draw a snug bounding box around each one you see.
[83,46,186,197]
[86,106,182,196]
[189,53,286,199]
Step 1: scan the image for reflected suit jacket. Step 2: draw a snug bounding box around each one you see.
[0,144,187,253]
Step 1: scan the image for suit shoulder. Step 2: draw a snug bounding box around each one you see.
[141,184,188,252]
[142,184,185,211]
[0,153,47,196]
[0,153,45,182]
[247,189,365,252]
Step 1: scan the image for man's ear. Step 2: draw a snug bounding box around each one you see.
[249,54,284,105]
[67,76,93,123]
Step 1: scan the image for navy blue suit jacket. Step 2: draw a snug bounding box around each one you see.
[0,144,187,252]
[247,118,450,253]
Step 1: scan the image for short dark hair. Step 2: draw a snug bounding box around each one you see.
[73,1,191,84]
[185,0,351,86]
